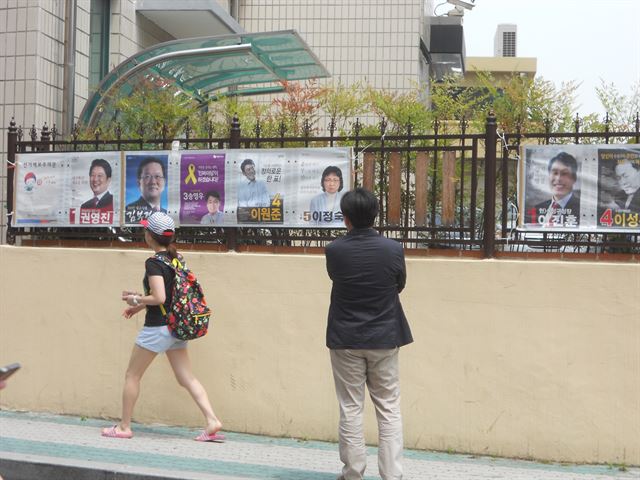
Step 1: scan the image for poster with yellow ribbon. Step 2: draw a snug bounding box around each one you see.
[179,152,226,225]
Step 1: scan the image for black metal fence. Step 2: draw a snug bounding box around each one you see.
[5,114,640,257]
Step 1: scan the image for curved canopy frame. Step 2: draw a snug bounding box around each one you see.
[78,30,330,129]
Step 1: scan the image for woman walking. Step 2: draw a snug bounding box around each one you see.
[102,212,223,442]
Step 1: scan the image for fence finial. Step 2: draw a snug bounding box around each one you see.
[459,116,468,135]
[230,114,241,148]
[183,119,192,140]
[41,122,50,140]
[303,118,311,138]
[231,114,240,132]
[379,117,387,137]
[353,118,361,137]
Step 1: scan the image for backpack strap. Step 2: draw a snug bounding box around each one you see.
[152,252,185,271]
[150,253,183,317]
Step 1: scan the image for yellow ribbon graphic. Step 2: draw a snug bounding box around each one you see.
[184,164,197,185]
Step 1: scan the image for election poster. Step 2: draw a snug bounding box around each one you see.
[14,153,67,225]
[14,147,353,229]
[123,152,170,225]
[68,152,120,225]
[13,152,120,226]
[227,150,286,225]
[518,144,640,232]
[596,148,640,229]
[223,147,351,227]
[179,152,226,226]
[296,148,351,227]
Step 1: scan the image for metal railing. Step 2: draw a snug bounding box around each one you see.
[5,114,640,257]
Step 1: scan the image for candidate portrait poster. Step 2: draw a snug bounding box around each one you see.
[224,147,352,227]
[68,152,120,226]
[295,148,351,227]
[123,152,169,225]
[596,148,640,229]
[228,150,287,225]
[179,152,226,225]
[13,147,353,229]
[518,144,640,232]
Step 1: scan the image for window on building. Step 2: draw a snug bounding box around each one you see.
[89,0,110,92]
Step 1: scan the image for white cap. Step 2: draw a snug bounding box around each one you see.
[140,212,175,237]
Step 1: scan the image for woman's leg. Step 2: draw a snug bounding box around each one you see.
[107,345,157,435]
[166,347,222,435]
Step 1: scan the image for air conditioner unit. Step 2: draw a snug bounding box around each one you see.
[494,24,517,57]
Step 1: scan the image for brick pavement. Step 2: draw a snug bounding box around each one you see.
[0,411,638,480]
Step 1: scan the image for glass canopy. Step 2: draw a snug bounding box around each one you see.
[78,30,330,129]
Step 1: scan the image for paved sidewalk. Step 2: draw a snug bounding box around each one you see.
[0,410,638,480]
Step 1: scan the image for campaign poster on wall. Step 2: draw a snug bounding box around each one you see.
[179,152,226,226]
[13,153,67,225]
[596,148,640,229]
[296,148,351,227]
[123,152,170,225]
[223,147,352,227]
[518,144,640,232]
[227,150,286,225]
[68,152,120,225]
[13,147,353,229]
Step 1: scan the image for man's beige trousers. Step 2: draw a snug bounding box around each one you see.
[330,348,403,480]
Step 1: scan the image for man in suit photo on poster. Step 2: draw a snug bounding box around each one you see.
[526,151,581,227]
[81,158,113,210]
[614,159,640,213]
[125,156,168,223]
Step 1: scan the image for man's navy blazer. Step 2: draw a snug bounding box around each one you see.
[325,227,413,350]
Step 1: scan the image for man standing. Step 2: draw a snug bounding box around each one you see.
[125,157,167,223]
[81,158,113,210]
[237,159,270,207]
[527,152,581,227]
[325,188,413,480]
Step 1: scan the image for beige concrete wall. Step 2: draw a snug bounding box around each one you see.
[0,245,638,465]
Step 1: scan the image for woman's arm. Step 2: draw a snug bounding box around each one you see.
[123,275,166,307]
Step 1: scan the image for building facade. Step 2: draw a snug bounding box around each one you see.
[1,0,445,238]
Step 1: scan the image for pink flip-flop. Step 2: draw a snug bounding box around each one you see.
[101,425,133,439]
[194,430,225,442]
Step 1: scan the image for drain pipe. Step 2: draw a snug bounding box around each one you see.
[62,0,77,135]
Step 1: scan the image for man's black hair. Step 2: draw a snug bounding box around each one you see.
[320,166,344,192]
[547,152,578,180]
[340,188,379,228]
[205,190,221,201]
[240,159,255,173]
[90,158,112,178]
[137,157,166,179]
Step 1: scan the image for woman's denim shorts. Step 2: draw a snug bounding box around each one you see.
[135,326,187,353]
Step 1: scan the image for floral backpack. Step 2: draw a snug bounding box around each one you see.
[153,253,211,340]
